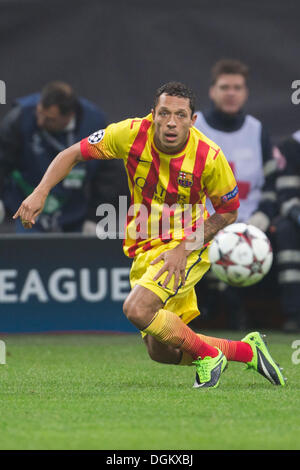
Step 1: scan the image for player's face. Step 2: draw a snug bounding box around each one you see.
[209,74,248,115]
[36,103,75,133]
[152,94,197,154]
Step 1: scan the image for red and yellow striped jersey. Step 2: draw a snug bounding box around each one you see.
[80,113,239,258]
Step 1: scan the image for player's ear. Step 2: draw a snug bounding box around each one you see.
[191,113,197,126]
[151,108,155,119]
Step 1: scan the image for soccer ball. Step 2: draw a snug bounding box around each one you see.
[208,223,273,287]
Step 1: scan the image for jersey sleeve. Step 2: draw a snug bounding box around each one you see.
[203,148,240,214]
[80,118,137,161]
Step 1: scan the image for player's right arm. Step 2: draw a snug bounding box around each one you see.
[13,117,143,228]
[13,142,84,228]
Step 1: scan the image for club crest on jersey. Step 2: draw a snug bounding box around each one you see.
[177,171,194,188]
[88,129,105,144]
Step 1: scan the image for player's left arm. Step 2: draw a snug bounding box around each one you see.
[203,210,238,245]
[13,119,135,228]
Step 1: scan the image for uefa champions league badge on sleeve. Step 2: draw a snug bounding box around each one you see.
[221,185,239,203]
[88,129,105,144]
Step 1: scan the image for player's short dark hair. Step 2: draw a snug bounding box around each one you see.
[211,59,249,84]
[154,81,196,116]
[40,81,78,115]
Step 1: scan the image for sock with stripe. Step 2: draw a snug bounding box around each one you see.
[142,309,219,360]
[178,333,253,365]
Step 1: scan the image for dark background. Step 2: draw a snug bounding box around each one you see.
[0,0,299,142]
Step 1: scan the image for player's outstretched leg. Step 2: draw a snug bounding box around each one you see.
[142,309,229,389]
[177,333,254,365]
[123,286,228,389]
[241,332,287,386]
[144,335,228,389]
[178,332,286,386]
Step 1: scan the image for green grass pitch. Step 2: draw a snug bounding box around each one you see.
[0,331,299,450]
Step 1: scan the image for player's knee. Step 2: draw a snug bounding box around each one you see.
[123,296,136,322]
[123,287,161,329]
[123,296,151,328]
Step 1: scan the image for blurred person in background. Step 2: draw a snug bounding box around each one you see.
[194,59,277,330]
[259,132,300,332]
[0,81,127,234]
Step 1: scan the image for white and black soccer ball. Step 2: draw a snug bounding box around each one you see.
[208,223,273,287]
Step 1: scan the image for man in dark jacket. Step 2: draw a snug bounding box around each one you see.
[268,132,300,332]
[0,81,127,233]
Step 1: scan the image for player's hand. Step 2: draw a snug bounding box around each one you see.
[151,243,187,292]
[12,189,48,229]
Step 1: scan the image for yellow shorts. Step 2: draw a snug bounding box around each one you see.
[129,240,211,327]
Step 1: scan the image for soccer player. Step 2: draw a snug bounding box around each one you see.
[13,82,286,388]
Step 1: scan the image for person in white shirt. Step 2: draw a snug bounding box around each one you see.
[194,59,277,330]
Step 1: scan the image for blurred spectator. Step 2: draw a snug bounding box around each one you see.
[195,59,277,224]
[266,133,300,332]
[0,81,127,234]
[194,59,277,330]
